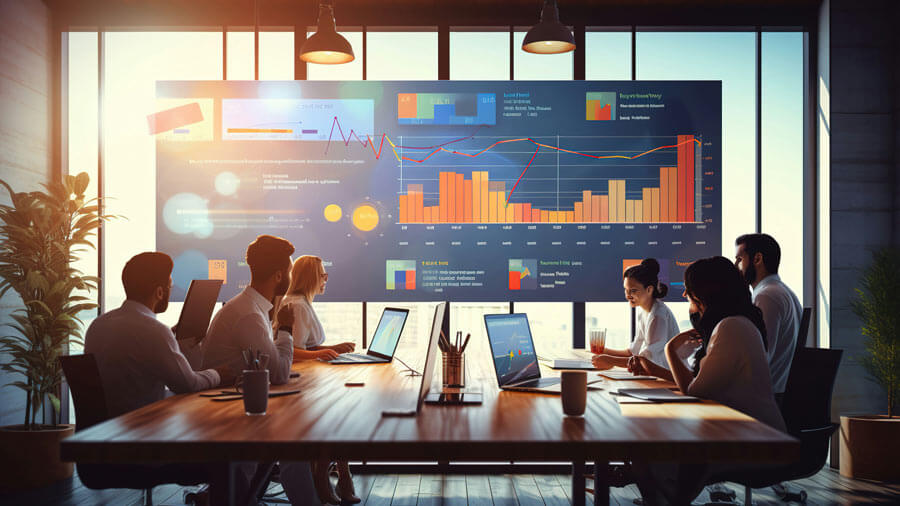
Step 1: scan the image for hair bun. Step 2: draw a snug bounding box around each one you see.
[640,258,661,276]
[657,282,669,298]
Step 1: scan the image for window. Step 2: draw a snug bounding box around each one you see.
[450,30,510,80]
[259,31,294,80]
[585,30,632,80]
[226,31,254,80]
[366,30,438,80]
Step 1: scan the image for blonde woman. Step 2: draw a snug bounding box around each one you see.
[276,255,358,504]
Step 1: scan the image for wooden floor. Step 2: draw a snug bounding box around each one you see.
[1,466,898,505]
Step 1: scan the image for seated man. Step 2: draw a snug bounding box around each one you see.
[83,252,235,501]
[201,234,320,506]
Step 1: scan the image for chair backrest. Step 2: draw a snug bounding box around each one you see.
[793,307,812,357]
[60,354,110,432]
[779,347,842,435]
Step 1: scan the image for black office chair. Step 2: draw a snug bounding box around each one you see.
[60,354,208,506]
[705,346,843,505]
[793,308,812,359]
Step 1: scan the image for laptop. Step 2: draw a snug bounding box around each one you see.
[329,308,409,364]
[483,313,561,394]
[550,359,595,370]
[174,279,223,343]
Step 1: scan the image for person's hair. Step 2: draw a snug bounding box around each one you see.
[735,233,781,274]
[246,235,295,283]
[122,252,173,300]
[286,255,323,301]
[623,258,668,299]
[684,256,768,375]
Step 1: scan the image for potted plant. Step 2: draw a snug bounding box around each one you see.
[840,247,900,481]
[0,172,106,491]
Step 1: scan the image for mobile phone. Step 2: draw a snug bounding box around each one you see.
[381,409,417,417]
[345,382,365,387]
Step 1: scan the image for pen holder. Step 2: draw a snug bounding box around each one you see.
[442,351,465,388]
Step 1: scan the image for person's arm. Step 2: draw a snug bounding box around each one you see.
[636,356,674,382]
[293,347,339,361]
[640,312,672,367]
[591,353,631,369]
[151,326,220,394]
[234,314,293,385]
[665,329,702,392]
[310,343,355,354]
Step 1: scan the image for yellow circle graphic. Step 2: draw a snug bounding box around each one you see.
[323,204,342,222]
[351,204,379,232]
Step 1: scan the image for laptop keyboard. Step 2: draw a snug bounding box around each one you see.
[515,377,560,388]
[338,353,370,361]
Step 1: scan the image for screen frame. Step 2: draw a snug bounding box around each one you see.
[416,302,447,412]
[483,312,542,388]
[366,307,410,361]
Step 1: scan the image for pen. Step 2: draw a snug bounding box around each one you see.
[460,333,471,353]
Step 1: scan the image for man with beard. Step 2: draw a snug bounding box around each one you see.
[201,234,296,385]
[734,234,802,401]
[85,252,231,418]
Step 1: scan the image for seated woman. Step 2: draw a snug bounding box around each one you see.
[633,256,786,505]
[275,255,359,505]
[591,258,692,380]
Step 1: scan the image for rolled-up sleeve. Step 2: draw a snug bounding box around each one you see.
[233,314,294,385]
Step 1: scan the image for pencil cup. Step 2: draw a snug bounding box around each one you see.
[236,369,269,416]
[561,370,587,417]
[442,351,465,388]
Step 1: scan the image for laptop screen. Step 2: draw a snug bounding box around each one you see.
[368,308,409,358]
[416,302,447,412]
[483,313,541,387]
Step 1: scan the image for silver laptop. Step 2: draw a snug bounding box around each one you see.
[483,313,561,393]
[551,359,595,370]
[329,308,409,364]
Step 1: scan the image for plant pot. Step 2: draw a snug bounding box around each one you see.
[839,415,900,481]
[0,424,75,492]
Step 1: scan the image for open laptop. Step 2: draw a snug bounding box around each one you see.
[484,313,561,393]
[329,307,409,364]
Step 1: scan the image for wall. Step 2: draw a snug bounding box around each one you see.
[0,0,53,426]
[828,0,899,424]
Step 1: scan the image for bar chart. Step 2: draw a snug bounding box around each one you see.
[397,134,701,224]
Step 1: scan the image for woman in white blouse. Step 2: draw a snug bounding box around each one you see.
[276,255,358,504]
[633,256,786,505]
[591,258,688,379]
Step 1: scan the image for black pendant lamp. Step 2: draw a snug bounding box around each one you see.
[522,0,575,54]
[300,1,354,64]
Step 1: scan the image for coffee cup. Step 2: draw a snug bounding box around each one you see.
[561,370,587,417]
[236,369,269,416]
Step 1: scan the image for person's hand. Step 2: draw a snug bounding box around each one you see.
[332,342,355,354]
[627,355,647,375]
[315,349,340,360]
[667,329,702,349]
[214,364,238,387]
[276,304,294,329]
[591,354,613,370]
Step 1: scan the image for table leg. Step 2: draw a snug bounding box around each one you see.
[593,461,610,506]
[211,462,236,506]
[572,460,586,506]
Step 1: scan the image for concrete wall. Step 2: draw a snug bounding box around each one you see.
[828,0,899,421]
[0,0,53,426]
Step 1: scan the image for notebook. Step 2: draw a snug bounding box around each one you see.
[616,388,700,402]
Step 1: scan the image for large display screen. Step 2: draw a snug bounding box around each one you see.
[155,81,721,302]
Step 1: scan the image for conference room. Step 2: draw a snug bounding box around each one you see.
[1,0,899,504]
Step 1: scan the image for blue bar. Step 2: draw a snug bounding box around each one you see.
[476,93,497,125]
[394,271,406,290]
[433,103,455,125]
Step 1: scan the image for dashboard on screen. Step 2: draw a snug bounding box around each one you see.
[155,80,721,302]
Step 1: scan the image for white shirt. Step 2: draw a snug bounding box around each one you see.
[630,299,687,370]
[84,300,220,418]
[688,316,786,432]
[200,287,294,385]
[752,274,803,393]
[277,294,325,350]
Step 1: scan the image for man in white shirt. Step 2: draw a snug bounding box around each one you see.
[734,234,803,398]
[85,252,232,417]
[200,235,321,506]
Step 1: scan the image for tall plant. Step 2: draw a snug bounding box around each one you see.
[851,248,900,418]
[0,172,106,429]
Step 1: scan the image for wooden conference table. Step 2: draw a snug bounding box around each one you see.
[61,349,797,506]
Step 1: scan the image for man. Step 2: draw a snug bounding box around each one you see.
[85,252,233,417]
[734,233,803,398]
[200,235,320,506]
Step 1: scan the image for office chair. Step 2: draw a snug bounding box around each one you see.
[705,346,843,505]
[60,354,207,506]
[793,308,812,359]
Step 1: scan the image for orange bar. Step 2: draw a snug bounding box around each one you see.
[397,93,417,118]
[464,179,473,223]
[514,203,523,222]
[608,180,618,222]
[505,201,515,223]
[489,192,498,222]
[399,195,409,223]
[497,193,506,223]
[439,172,448,223]
[532,208,541,222]
[416,190,424,223]
[574,202,583,222]
[660,168,669,222]
[472,172,481,223]
[582,190,592,222]
[426,206,432,223]
[523,203,532,223]
[617,180,626,223]
[635,201,643,223]
[549,211,558,222]
[651,188,660,222]
[668,166,677,221]
[591,195,601,222]
[447,172,456,222]
[566,211,574,223]
[456,173,465,223]
[626,200,634,223]
[480,172,489,223]
[642,188,651,224]
[227,128,292,133]
[599,195,609,222]
[679,135,695,222]
[541,210,550,223]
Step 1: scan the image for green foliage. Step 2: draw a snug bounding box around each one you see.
[0,173,110,429]
[851,248,900,418]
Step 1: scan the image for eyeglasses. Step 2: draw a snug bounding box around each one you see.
[320,272,329,280]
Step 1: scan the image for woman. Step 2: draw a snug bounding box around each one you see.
[634,257,786,505]
[276,255,359,505]
[591,258,690,380]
